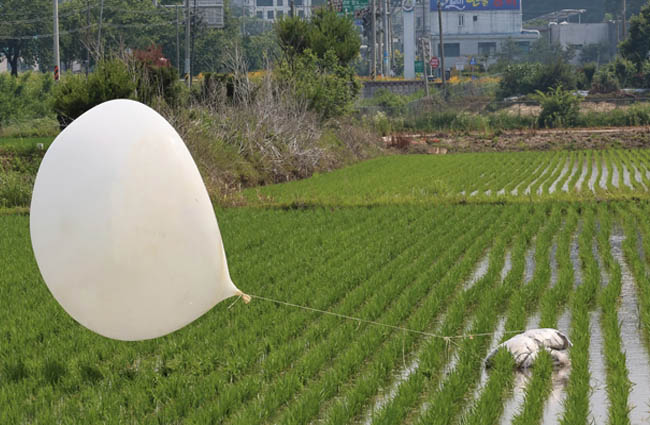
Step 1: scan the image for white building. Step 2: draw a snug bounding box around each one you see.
[419,0,539,69]
[548,22,617,64]
[245,0,313,21]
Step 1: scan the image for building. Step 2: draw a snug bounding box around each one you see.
[244,0,314,21]
[417,0,539,70]
[547,22,618,64]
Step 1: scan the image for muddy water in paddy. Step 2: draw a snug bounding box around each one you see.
[549,159,570,194]
[525,162,553,195]
[538,161,563,195]
[362,252,495,424]
[589,241,610,425]
[575,159,589,191]
[631,163,647,191]
[499,313,541,425]
[524,243,536,285]
[541,310,572,425]
[549,242,559,288]
[622,164,633,189]
[612,163,620,188]
[513,162,544,196]
[599,163,609,190]
[562,161,579,192]
[610,230,650,423]
[588,160,599,192]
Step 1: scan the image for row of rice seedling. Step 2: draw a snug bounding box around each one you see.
[315,207,533,425]
[371,205,557,425]
[186,205,470,423]
[0,207,458,423]
[508,208,577,425]
[463,203,562,424]
[621,203,650,347]
[224,207,499,425]
[412,206,545,425]
[595,204,630,425]
[266,207,517,425]
[560,205,599,424]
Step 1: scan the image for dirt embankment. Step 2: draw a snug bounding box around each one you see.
[390,126,650,154]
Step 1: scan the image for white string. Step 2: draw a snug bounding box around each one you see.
[245,293,525,341]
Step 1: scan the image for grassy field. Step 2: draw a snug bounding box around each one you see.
[3,148,650,424]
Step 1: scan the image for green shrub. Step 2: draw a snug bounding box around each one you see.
[497,60,576,99]
[369,89,408,115]
[533,86,581,128]
[0,169,33,208]
[591,69,620,93]
[0,72,55,127]
[53,59,135,128]
[277,49,360,120]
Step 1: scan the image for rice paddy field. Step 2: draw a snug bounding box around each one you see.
[3,148,650,424]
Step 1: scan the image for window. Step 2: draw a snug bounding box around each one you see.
[256,10,263,18]
[294,0,303,5]
[458,15,464,26]
[277,0,283,5]
[473,15,478,22]
[267,10,274,19]
[277,9,284,17]
[439,43,460,57]
[478,42,497,56]
[256,0,273,5]
[298,9,305,17]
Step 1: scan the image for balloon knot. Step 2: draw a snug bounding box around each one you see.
[236,290,251,304]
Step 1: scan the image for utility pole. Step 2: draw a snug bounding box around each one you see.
[97,0,104,56]
[383,0,389,76]
[86,0,90,77]
[421,38,430,97]
[185,0,191,87]
[437,0,446,91]
[290,0,295,17]
[176,6,181,75]
[371,0,376,79]
[622,0,627,38]
[53,0,60,81]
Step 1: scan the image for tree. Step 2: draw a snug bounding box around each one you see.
[275,9,360,68]
[0,0,51,76]
[619,1,650,70]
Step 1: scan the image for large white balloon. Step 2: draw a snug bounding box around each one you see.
[30,99,247,341]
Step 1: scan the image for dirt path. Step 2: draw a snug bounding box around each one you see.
[391,126,650,154]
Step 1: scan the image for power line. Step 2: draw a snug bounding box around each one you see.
[1,1,102,25]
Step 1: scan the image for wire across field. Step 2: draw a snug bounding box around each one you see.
[3,149,650,424]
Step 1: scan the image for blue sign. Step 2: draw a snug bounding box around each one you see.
[470,56,477,65]
[431,0,519,12]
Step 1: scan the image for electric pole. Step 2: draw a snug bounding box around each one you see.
[86,0,90,76]
[371,0,376,79]
[53,0,60,81]
[97,0,104,56]
[176,6,181,75]
[421,38,430,97]
[622,0,627,38]
[383,0,389,76]
[437,0,446,91]
[290,0,295,17]
[185,0,191,87]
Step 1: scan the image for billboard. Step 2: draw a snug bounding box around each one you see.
[431,0,519,12]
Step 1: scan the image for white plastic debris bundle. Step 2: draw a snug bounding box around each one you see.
[485,328,572,369]
[30,99,247,341]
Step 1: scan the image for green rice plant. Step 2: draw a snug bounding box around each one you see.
[596,203,631,425]
[510,350,554,424]
[266,207,518,425]
[561,205,600,424]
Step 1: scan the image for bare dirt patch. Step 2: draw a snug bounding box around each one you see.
[391,127,650,153]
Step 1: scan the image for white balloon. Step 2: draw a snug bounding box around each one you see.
[30,99,247,341]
